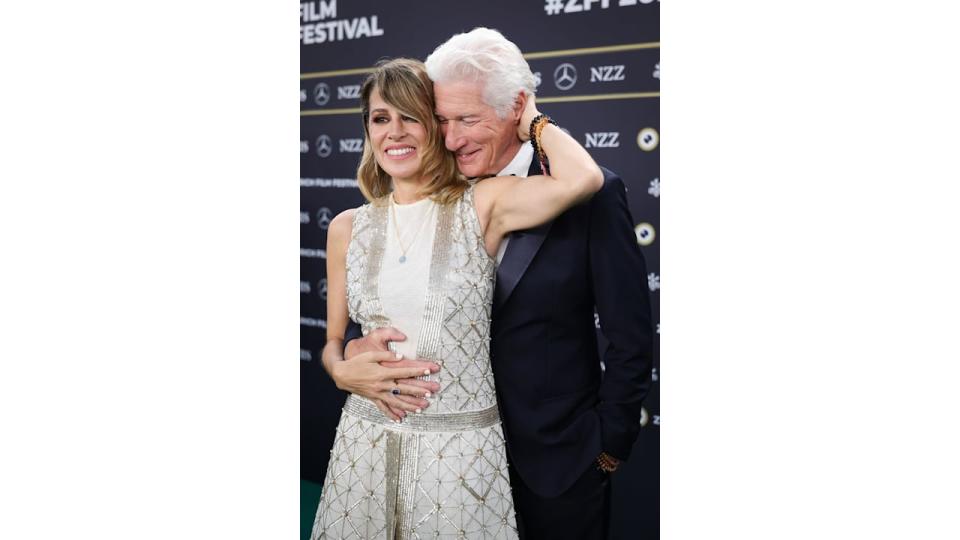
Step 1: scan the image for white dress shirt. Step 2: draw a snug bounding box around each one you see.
[494,141,535,265]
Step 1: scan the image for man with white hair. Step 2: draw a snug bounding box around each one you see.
[340,28,653,539]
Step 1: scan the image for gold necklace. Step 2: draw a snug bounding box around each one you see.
[389,195,432,264]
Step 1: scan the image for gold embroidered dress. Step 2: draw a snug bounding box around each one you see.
[311,187,519,539]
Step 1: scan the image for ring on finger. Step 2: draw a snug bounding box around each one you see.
[391,381,401,396]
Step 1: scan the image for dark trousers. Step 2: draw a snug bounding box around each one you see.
[510,461,612,540]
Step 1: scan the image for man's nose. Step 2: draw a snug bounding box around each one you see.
[444,123,463,151]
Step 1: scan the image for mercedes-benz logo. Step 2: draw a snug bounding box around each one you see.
[316,134,332,158]
[318,278,328,300]
[316,207,333,230]
[314,82,331,106]
[553,63,577,91]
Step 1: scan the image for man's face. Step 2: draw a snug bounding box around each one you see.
[434,80,521,178]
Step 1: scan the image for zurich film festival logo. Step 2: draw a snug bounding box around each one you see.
[648,272,660,292]
[318,278,328,300]
[544,0,661,16]
[314,82,331,106]
[316,135,333,158]
[316,207,333,230]
[653,62,660,79]
[637,127,659,152]
[300,280,311,294]
[635,222,656,246]
[300,349,312,362]
[300,211,310,224]
[553,63,577,91]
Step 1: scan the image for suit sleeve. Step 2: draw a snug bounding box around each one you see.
[589,172,654,461]
[341,319,363,358]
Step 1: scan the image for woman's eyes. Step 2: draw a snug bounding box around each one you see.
[372,115,418,124]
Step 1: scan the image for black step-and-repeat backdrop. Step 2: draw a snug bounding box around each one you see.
[301,1,659,537]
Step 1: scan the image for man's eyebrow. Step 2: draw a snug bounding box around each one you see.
[434,113,475,120]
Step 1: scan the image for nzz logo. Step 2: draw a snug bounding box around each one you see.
[338,85,361,100]
[584,132,620,148]
[590,65,625,82]
[339,138,363,152]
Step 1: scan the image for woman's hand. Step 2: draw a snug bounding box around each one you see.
[329,350,437,421]
[516,93,540,142]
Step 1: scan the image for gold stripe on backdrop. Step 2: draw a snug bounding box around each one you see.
[300,42,660,80]
[300,92,659,116]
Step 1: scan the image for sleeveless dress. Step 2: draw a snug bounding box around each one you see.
[310,186,519,540]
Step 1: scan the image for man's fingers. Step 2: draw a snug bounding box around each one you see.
[396,383,431,400]
[383,395,421,412]
[395,366,436,380]
[387,404,406,420]
[370,362,438,380]
[382,357,441,373]
[394,378,440,395]
[372,327,407,346]
[363,351,404,364]
[372,399,402,421]
[393,394,430,409]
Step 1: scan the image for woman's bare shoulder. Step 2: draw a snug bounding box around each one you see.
[327,207,359,251]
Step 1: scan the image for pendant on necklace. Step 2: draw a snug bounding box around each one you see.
[399,255,406,263]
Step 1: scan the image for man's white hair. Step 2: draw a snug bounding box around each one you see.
[425,27,537,119]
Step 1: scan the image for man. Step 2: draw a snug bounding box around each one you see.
[333,28,653,539]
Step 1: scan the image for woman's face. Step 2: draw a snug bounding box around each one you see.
[367,88,428,183]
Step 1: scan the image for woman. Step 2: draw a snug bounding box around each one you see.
[311,58,602,539]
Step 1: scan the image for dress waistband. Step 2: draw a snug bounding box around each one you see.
[343,395,500,432]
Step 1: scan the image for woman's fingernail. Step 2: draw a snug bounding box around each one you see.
[423,369,431,375]
[396,352,403,360]
[415,408,422,414]
[424,391,432,398]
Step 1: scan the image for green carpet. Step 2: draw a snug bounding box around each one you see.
[301,479,322,540]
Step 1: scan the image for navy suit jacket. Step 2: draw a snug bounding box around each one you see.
[345,160,653,497]
[489,160,653,497]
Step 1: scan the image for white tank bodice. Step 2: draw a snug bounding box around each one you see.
[379,195,438,359]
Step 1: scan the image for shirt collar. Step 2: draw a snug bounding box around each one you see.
[496,141,535,178]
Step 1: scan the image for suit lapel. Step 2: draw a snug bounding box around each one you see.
[494,159,551,312]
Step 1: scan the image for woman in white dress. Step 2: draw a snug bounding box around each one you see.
[311,58,603,539]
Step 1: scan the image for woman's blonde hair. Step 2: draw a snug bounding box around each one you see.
[357,58,467,205]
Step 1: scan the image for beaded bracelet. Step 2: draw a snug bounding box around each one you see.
[528,113,558,174]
